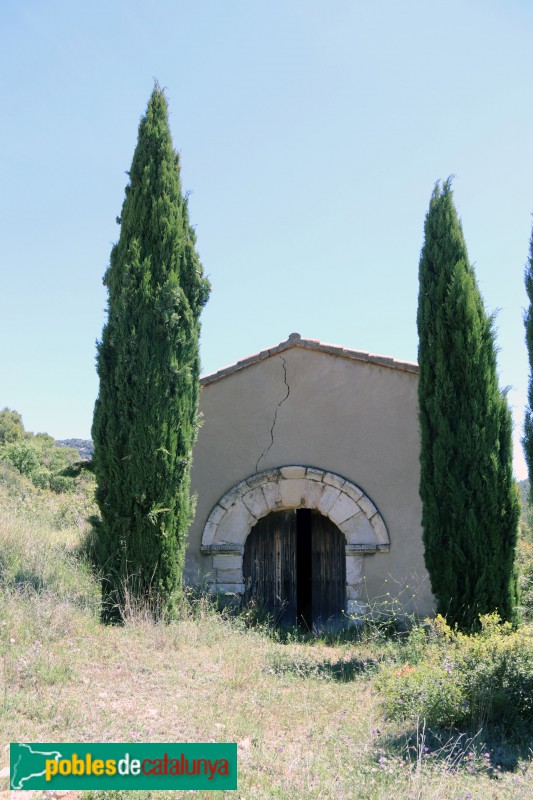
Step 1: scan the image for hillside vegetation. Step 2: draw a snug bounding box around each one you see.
[0,450,532,798]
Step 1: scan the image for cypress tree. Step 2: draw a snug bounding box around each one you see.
[417,179,519,629]
[92,85,210,621]
[523,229,533,499]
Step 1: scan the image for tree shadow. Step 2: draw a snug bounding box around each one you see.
[266,652,380,681]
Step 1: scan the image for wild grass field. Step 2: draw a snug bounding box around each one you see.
[0,460,532,800]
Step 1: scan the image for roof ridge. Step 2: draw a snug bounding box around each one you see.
[201,334,418,385]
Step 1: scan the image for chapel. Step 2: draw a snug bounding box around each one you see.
[185,333,433,627]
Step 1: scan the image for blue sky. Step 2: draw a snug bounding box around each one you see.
[1,1,532,478]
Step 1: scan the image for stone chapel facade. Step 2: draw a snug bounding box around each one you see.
[184,333,434,625]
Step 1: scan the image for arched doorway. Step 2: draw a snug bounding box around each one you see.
[243,508,346,628]
[201,466,390,619]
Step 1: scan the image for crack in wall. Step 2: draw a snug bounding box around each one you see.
[255,356,290,472]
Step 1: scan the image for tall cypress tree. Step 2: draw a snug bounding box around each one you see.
[417,179,519,629]
[92,85,210,621]
[523,230,533,499]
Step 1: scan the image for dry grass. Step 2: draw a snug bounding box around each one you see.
[0,474,531,799]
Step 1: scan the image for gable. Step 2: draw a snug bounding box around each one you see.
[201,332,418,387]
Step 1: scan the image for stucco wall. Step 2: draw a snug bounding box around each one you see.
[186,343,434,616]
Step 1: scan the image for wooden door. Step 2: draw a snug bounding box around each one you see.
[243,509,346,628]
[310,510,346,626]
[243,510,297,625]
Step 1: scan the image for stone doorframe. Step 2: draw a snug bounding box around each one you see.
[201,466,390,616]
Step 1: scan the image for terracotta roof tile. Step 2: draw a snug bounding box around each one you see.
[201,333,418,385]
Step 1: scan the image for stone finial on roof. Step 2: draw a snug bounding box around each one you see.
[288,332,301,342]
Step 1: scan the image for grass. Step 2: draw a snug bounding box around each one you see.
[0,464,532,799]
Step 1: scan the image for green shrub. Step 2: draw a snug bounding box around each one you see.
[3,440,41,477]
[456,613,533,727]
[376,614,533,730]
[30,467,51,490]
[1,435,80,493]
[49,474,75,494]
[377,659,464,727]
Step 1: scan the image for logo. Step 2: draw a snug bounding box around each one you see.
[10,743,237,790]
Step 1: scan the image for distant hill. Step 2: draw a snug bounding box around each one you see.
[56,439,94,460]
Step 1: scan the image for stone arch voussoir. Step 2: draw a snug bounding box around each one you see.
[201,466,390,612]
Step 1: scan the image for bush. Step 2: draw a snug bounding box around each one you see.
[378,659,464,727]
[457,614,533,727]
[49,474,75,494]
[3,440,41,477]
[376,614,533,731]
[29,466,51,490]
[1,434,80,493]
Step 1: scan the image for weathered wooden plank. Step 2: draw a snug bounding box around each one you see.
[243,510,296,625]
[311,510,346,626]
